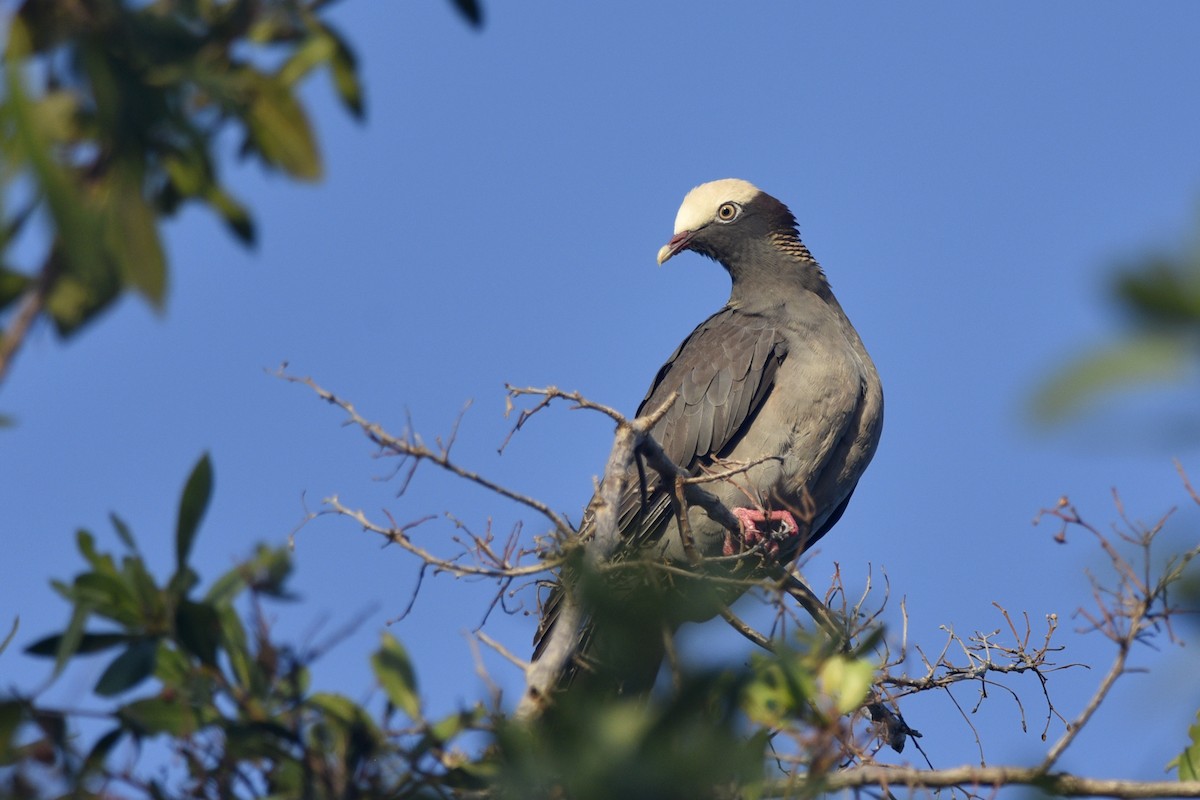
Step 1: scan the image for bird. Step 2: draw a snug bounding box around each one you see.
[529,178,883,700]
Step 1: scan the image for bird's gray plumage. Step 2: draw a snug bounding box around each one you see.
[532,178,882,693]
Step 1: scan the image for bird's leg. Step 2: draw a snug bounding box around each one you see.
[725,507,800,558]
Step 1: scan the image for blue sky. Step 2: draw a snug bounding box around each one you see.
[4,1,1200,785]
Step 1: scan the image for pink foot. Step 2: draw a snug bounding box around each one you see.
[724,508,800,558]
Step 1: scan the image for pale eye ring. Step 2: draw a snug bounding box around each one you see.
[716,202,741,223]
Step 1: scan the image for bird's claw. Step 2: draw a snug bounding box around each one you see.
[724,507,800,558]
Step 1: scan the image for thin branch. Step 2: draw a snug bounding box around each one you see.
[475,630,528,672]
[1038,635,1129,772]
[0,252,57,392]
[282,370,575,539]
[515,412,648,716]
[771,765,1200,799]
[325,498,552,580]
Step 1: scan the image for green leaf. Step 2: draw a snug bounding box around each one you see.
[167,566,200,600]
[51,601,92,677]
[0,700,24,764]
[742,659,800,727]
[118,694,197,737]
[1031,333,1192,422]
[4,46,107,296]
[25,631,129,658]
[1115,257,1200,329]
[152,641,192,686]
[244,73,321,180]
[162,152,207,198]
[176,454,213,577]
[29,89,81,143]
[217,603,255,692]
[0,617,16,655]
[0,268,31,313]
[207,184,256,245]
[175,600,220,666]
[76,528,109,571]
[413,705,485,759]
[105,166,167,308]
[1169,710,1200,781]
[43,267,122,337]
[224,720,294,761]
[74,571,135,618]
[109,513,137,552]
[83,727,125,772]
[372,632,421,718]
[121,554,166,626]
[325,24,364,120]
[307,692,384,757]
[817,655,875,715]
[95,638,159,696]
[205,562,249,606]
[278,31,336,88]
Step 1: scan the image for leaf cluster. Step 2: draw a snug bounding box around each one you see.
[1033,229,1200,424]
[0,0,364,343]
[0,456,488,799]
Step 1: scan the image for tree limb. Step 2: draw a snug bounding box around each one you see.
[770,765,1200,799]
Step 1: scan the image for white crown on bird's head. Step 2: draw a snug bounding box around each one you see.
[672,178,762,234]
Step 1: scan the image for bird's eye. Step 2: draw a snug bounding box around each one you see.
[716,202,740,223]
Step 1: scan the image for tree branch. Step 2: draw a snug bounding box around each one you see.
[0,253,57,392]
[771,765,1200,799]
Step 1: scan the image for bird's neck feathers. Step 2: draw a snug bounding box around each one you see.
[726,223,833,306]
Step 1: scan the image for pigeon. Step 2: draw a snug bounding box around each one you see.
[530,178,883,698]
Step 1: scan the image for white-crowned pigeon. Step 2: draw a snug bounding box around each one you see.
[532,178,883,695]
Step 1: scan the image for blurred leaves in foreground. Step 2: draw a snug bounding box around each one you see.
[1033,228,1200,425]
[0,455,491,798]
[0,0,365,345]
[0,0,480,393]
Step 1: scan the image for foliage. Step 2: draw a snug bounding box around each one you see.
[0,455,494,799]
[1033,229,1200,423]
[1,0,354,329]
[1172,711,1200,782]
[0,0,480,390]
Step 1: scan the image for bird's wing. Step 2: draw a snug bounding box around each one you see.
[616,305,787,546]
[532,307,786,668]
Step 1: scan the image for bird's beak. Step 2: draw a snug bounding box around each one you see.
[656,230,694,265]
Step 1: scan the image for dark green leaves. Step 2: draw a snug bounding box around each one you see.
[497,672,766,800]
[175,453,212,577]
[25,455,214,693]
[95,639,159,697]
[1032,236,1200,425]
[0,0,368,384]
[1116,256,1200,329]
[25,631,129,658]
[175,600,220,667]
[450,0,485,27]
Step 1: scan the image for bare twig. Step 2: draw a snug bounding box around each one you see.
[769,765,1200,799]
[283,370,575,539]
[0,253,58,391]
[325,498,551,580]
